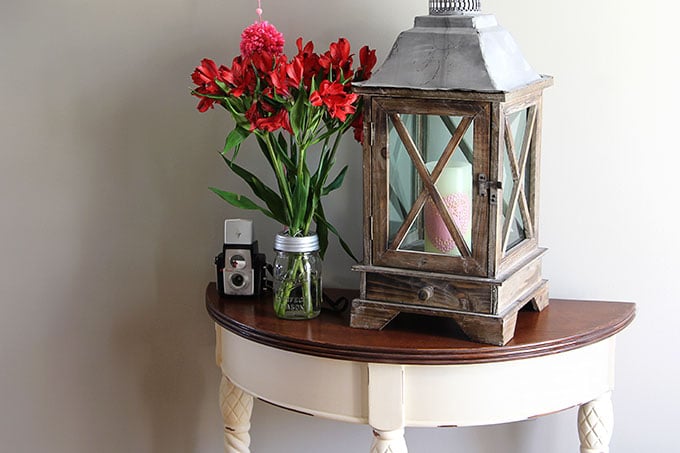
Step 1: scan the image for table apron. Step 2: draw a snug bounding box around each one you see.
[216,326,616,428]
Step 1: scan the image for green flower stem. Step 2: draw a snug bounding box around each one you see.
[273,253,315,318]
[303,127,344,231]
[261,133,294,225]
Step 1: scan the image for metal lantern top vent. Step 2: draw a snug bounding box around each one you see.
[430,0,481,14]
[356,0,541,92]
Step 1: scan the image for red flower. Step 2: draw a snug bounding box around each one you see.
[319,38,353,81]
[245,101,292,133]
[240,21,285,58]
[351,114,364,144]
[220,56,256,98]
[251,51,276,76]
[310,80,358,122]
[191,58,223,112]
[356,46,377,81]
[245,102,261,130]
[295,38,321,88]
[269,56,297,96]
[286,57,304,89]
[257,109,292,133]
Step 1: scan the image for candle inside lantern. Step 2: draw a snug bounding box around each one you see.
[424,161,472,256]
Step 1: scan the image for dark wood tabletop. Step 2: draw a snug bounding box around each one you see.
[206,283,635,365]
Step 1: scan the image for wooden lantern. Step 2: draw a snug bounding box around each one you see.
[351,1,553,345]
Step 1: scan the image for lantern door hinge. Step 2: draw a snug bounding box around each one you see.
[369,121,375,146]
[369,215,374,241]
[478,174,502,205]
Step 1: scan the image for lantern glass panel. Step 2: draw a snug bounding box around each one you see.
[387,114,474,256]
[501,108,533,252]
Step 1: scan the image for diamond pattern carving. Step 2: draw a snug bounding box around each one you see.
[370,429,408,453]
[220,376,253,453]
[578,393,613,453]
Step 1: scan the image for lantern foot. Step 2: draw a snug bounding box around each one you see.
[350,301,400,330]
[528,282,549,311]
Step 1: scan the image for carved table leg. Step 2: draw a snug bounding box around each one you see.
[578,392,614,453]
[370,428,408,453]
[219,376,254,453]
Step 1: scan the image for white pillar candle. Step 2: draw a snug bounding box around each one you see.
[424,160,473,256]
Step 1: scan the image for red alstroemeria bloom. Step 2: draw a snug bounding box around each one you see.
[356,46,377,81]
[256,108,292,133]
[310,80,358,122]
[220,56,256,98]
[251,51,276,77]
[191,58,223,112]
[295,38,321,88]
[269,56,297,97]
[286,57,304,89]
[245,102,292,134]
[319,38,353,80]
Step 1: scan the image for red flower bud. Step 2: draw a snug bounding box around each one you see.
[357,46,377,81]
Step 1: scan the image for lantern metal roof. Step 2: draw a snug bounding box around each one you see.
[356,1,541,92]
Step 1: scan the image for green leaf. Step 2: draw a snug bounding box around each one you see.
[208,188,275,219]
[289,92,307,137]
[222,127,250,156]
[220,155,287,224]
[322,165,348,196]
[190,89,226,101]
[310,127,341,146]
[222,98,251,127]
[315,210,329,259]
[314,209,359,262]
[255,135,275,168]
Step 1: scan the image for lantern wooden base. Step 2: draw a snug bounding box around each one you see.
[351,281,548,346]
[350,250,549,346]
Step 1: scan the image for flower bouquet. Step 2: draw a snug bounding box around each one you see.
[191,6,376,318]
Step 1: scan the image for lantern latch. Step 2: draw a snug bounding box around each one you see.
[478,174,502,205]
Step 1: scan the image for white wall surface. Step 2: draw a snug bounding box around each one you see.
[0,0,676,452]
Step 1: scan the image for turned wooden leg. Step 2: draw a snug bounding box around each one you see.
[219,376,254,453]
[578,392,614,453]
[370,428,408,453]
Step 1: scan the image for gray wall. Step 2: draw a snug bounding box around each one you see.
[0,0,675,451]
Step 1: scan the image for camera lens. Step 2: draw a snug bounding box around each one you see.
[230,273,245,288]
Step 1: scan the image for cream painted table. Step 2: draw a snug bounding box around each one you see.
[206,283,635,453]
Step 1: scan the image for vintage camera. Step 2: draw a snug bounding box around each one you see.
[215,219,267,297]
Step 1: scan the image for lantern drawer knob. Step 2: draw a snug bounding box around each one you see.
[418,286,435,301]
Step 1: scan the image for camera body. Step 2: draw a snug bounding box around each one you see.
[215,219,267,297]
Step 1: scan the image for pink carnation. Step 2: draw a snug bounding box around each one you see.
[240,21,285,58]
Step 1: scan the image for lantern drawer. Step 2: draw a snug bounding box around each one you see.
[359,250,544,318]
[365,272,494,314]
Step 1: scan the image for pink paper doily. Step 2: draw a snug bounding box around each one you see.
[424,193,471,253]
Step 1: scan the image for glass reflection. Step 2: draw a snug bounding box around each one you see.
[387,114,474,256]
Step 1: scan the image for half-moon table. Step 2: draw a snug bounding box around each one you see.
[206,283,635,453]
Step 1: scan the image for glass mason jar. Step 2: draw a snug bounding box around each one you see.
[272,232,322,319]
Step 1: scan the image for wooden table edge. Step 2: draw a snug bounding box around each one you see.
[206,283,636,365]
